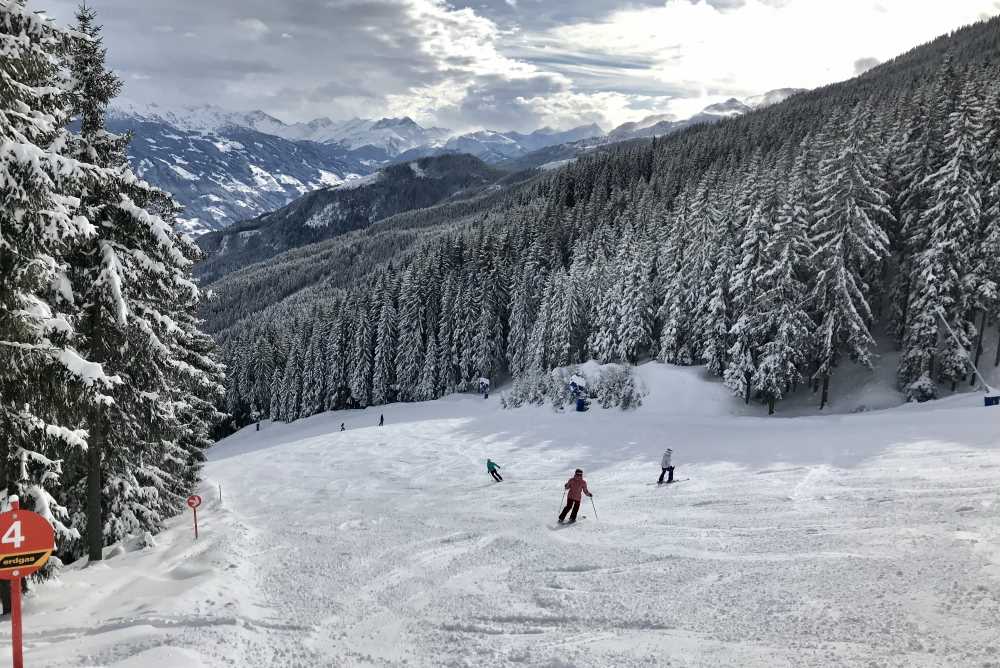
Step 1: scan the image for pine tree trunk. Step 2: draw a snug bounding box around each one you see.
[820,375,830,410]
[743,379,751,405]
[972,310,986,385]
[87,412,104,563]
[768,398,775,416]
[994,326,1000,367]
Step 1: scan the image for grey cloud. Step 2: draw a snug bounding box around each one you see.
[448,0,666,29]
[854,57,881,75]
[36,0,950,133]
[435,72,569,132]
[42,0,456,120]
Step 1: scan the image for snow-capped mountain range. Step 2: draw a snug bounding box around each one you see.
[606,89,804,142]
[112,88,803,235]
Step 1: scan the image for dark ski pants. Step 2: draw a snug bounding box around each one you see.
[559,499,581,522]
[490,470,502,482]
[658,466,675,483]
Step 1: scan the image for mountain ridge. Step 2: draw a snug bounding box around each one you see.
[113,88,801,234]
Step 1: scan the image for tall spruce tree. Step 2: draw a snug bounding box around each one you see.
[811,107,892,408]
[1,0,109,575]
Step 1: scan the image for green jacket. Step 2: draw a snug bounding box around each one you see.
[486,459,500,472]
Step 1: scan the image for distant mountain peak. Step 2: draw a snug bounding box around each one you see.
[372,116,420,130]
[701,98,751,117]
[744,88,806,109]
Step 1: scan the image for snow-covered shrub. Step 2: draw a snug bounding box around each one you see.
[503,371,549,407]
[595,365,645,409]
[503,362,647,410]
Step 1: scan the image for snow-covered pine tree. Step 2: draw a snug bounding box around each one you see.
[702,196,737,377]
[969,70,1000,371]
[472,244,507,382]
[899,78,983,398]
[372,275,398,405]
[416,333,440,401]
[269,367,283,421]
[615,223,652,364]
[67,4,228,559]
[456,271,478,387]
[507,270,536,375]
[299,325,327,417]
[324,310,350,411]
[253,335,275,416]
[436,274,459,394]
[280,328,306,421]
[811,105,893,408]
[349,293,374,406]
[526,270,555,371]
[585,242,618,363]
[395,267,424,401]
[161,304,225,512]
[0,1,117,577]
[891,58,961,348]
[724,198,773,403]
[752,180,815,414]
[565,240,592,364]
[659,194,697,365]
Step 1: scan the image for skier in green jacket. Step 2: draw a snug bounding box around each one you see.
[486,459,503,482]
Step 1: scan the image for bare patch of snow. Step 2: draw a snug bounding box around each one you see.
[169,164,199,181]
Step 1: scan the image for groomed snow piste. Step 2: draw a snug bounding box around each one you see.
[5,364,1000,667]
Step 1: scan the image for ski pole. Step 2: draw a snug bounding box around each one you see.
[590,496,598,521]
[558,490,566,514]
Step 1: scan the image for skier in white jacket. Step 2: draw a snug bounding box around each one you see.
[658,448,674,484]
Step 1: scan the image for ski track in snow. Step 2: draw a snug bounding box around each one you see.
[7,367,1000,667]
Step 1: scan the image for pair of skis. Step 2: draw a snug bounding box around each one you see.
[658,478,689,485]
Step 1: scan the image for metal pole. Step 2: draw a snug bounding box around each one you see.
[936,307,992,392]
[590,496,598,521]
[9,498,23,668]
[10,576,22,668]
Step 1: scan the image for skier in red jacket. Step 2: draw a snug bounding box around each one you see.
[559,469,592,524]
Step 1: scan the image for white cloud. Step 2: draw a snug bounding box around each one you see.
[41,0,1000,133]
[525,0,1000,124]
[237,17,270,40]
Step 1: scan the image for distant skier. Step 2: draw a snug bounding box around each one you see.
[486,459,502,482]
[379,414,384,427]
[559,469,592,524]
[340,423,345,432]
[658,448,674,484]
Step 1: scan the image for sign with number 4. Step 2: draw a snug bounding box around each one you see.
[1,498,56,668]
[0,505,54,579]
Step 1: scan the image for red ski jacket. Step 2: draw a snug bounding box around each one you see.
[565,476,591,502]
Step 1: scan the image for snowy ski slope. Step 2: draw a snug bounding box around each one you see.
[5,365,1000,666]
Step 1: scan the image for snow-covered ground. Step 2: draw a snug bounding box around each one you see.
[6,364,1000,666]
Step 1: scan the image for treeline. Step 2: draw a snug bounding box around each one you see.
[1,0,223,589]
[218,25,1000,424]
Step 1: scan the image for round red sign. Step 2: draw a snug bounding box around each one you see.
[0,508,55,580]
[187,495,202,509]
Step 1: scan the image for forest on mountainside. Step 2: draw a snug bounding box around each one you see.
[193,154,509,283]
[216,16,1000,427]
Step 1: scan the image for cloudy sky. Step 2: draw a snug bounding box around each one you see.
[42,0,1000,133]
